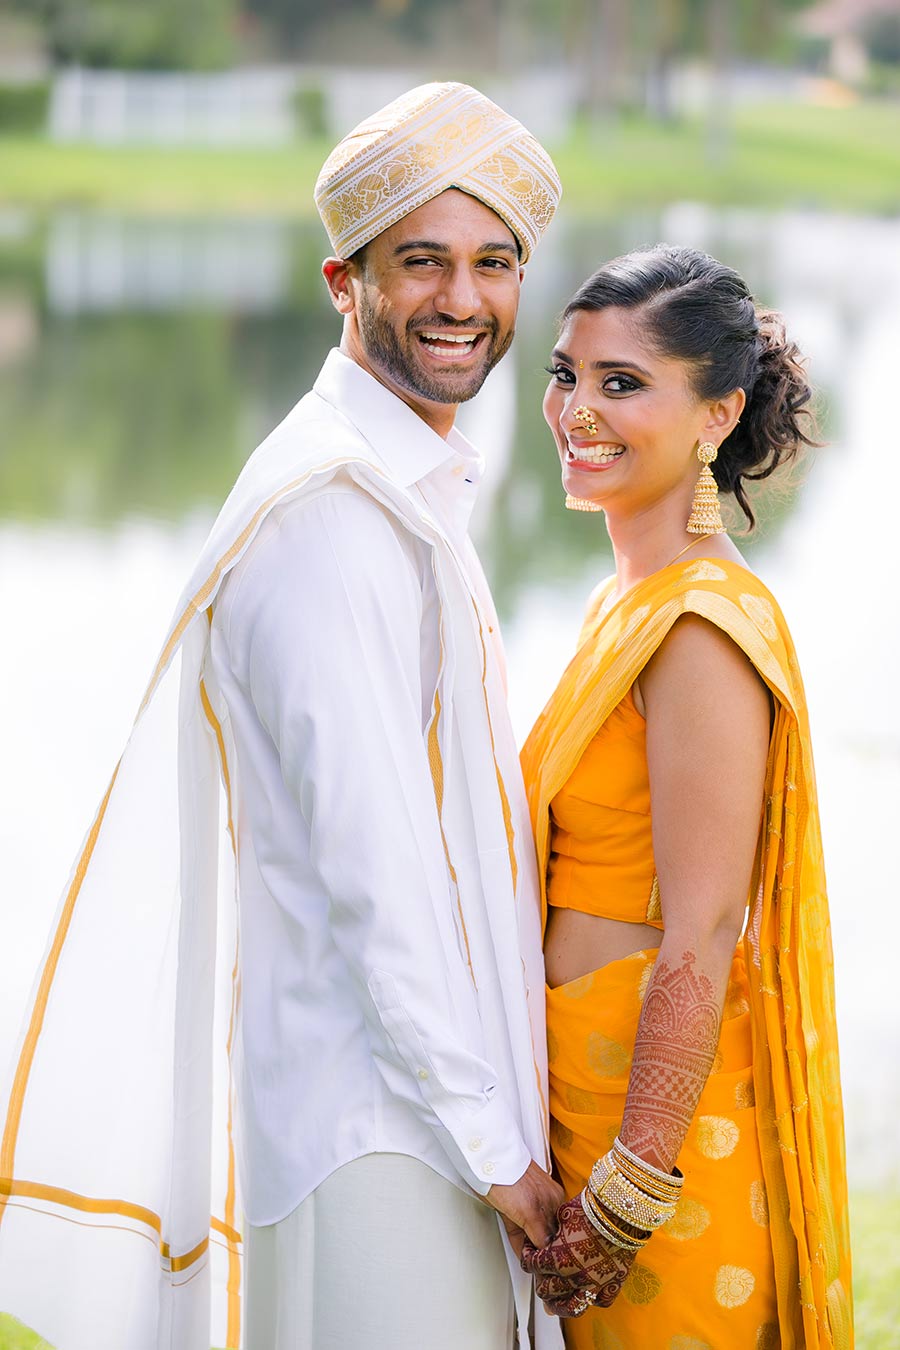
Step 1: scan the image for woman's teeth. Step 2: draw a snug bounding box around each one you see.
[571,445,626,464]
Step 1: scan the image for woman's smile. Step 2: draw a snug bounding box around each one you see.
[565,441,627,469]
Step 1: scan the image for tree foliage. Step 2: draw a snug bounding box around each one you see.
[23,0,238,70]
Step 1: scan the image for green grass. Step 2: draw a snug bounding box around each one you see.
[851,1190,900,1349]
[1,1190,897,1347]
[0,1314,52,1349]
[556,101,900,214]
[1,99,899,216]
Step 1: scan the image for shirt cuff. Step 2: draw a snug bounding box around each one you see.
[439,1090,534,1195]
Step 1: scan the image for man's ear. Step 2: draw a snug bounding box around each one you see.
[322,258,356,315]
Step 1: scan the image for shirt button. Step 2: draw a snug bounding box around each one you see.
[483,1161,496,1176]
[468,1137,483,1152]
[417,1068,429,1081]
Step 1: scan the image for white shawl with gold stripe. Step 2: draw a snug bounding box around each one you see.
[0,385,555,1350]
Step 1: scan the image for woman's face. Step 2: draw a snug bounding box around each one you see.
[543,306,715,519]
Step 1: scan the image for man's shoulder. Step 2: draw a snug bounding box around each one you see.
[219,475,427,621]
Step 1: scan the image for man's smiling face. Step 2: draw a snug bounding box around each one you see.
[327,188,524,429]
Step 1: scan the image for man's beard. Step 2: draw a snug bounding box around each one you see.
[357,291,514,405]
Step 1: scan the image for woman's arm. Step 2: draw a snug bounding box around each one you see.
[522,614,771,1315]
[624,613,771,1173]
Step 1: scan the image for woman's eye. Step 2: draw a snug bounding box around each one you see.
[544,364,575,385]
[603,374,641,394]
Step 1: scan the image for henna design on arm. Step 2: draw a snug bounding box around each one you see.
[619,949,723,1174]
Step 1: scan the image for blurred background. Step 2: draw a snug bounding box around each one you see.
[1,1,899,1344]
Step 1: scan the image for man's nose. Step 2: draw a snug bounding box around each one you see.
[432,267,481,321]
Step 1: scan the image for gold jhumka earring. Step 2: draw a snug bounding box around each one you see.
[565,405,604,512]
[686,441,726,534]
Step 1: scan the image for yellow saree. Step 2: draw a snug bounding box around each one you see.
[521,558,852,1349]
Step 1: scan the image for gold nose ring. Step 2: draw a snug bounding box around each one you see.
[573,405,598,437]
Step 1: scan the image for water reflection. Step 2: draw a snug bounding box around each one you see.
[2,205,898,1183]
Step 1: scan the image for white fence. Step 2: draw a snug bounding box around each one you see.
[47,65,577,147]
[49,66,301,145]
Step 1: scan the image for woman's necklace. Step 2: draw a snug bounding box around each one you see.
[667,532,714,567]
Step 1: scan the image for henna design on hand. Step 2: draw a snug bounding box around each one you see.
[620,949,722,1173]
[521,1195,635,1317]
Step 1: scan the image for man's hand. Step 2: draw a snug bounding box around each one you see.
[485,1160,565,1257]
[520,1194,635,1316]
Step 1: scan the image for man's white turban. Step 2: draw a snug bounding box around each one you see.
[314,81,561,264]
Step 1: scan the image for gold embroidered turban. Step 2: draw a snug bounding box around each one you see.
[314,82,561,264]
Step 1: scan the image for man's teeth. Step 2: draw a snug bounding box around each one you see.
[573,446,626,464]
[420,332,478,354]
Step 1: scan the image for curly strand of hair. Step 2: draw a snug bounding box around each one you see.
[715,310,819,530]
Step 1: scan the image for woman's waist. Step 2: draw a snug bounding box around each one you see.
[544,906,663,992]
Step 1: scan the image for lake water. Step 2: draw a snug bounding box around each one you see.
[2,203,898,1184]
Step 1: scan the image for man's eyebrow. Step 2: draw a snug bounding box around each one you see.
[393,240,451,255]
[551,348,652,378]
[392,239,519,257]
[480,241,519,257]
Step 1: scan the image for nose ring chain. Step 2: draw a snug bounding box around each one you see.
[573,405,598,437]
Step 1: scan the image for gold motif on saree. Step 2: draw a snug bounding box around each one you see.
[621,1261,662,1305]
[667,1197,711,1242]
[560,970,596,999]
[724,987,750,1019]
[682,560,728,583]
[734,1078,756,1110]
[714,1264,755,1308]
[646,875,662,922]
[549,1117,573,1151]
[696,1115,740,1159]
[614,604,652,653]
[587,1032,631,1078]
[739,592,779,641]
[564,1085,604,1115]
[749,1178,769,1227]
[637,958,656,1002]
[593,1326,626,1350]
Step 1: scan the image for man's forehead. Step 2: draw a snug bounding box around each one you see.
[377,189,518,253]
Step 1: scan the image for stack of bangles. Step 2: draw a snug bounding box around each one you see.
[580,1136,684,1253]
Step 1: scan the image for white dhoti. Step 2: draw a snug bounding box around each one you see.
[245,1153,516,1350]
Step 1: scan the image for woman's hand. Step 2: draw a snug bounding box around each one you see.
[520,1194,635,1317]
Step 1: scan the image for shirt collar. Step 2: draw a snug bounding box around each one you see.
[313,348,463,489]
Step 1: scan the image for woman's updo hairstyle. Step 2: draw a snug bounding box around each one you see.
[563,244,816,529]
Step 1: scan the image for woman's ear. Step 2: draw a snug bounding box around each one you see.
[701,387,746,442]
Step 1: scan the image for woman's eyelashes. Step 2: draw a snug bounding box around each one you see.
[602,373,643,395]
[544,364,644,395]
[544,362,575,385]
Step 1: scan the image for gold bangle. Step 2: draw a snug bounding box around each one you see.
[590,1151,681,1206]
[589,1154,677,1231]
[613,1137,684,1190]
[580,1188,646,1252]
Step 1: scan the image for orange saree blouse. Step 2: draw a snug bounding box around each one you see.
[546,687,663,928]
[521,558,852,1350]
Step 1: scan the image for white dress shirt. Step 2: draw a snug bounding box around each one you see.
[209,351,538,1226]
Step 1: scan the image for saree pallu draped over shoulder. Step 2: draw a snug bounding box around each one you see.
[521,558,853,1350]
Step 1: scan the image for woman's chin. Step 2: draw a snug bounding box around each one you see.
[563,475,606,509]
